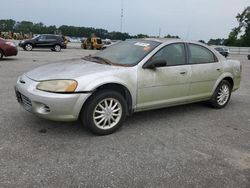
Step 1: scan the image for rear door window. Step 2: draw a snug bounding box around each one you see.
[188,44,217,64]
[46,35,56,40]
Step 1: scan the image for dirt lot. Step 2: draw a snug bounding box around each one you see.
[0,47,250,188]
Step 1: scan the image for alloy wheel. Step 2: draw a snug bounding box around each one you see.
[25,44,32,51]
[93,98,122,130]
[217,84,230,106]
[54,45,61,52]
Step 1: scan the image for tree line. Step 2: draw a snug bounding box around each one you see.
[0,19,180,40]
[0,19,131,40]
[208,6,250,47]
[2,6,248,45]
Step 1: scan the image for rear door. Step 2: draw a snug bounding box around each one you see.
[187,43,222,100]
[45,35,58,47]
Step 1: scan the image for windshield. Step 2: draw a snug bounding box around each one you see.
[93,40,160,66]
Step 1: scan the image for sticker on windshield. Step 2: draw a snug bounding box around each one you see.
[134,42,150,47]
[143,46,151,52]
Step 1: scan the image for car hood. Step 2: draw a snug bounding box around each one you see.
[20,39,33,43]
[25,58,121,81]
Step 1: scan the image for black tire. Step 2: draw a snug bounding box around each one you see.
[0,49,3,59]
[81,90,127,135]
[209,80,232,109]
[53,44,61,52]
[24,43,33,51]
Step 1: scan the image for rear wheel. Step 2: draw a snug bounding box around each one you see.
[53,45,61,52]
[24,44,33,51]
[209,80,232,109]
[81,90,127,135]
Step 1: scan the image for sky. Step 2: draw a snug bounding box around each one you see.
[1,0,249,41]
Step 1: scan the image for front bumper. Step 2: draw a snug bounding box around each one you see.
[4,46,18,57]
[15,75,91,121]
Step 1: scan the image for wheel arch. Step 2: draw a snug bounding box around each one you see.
[223,77,234,89]
[212,74,234,93]
[0,48,5,56]
[54,43,62,47]
[25,42,33,46]
[81,83,134,116]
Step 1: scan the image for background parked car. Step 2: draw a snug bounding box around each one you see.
[214,47,230,58]
[0,38,18,59]
[19,34,66,52]
[81,37,104,50]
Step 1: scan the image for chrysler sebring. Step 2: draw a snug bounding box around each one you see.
[15,39,241,135]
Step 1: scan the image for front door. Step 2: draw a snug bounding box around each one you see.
[137,43,191,111]
[36,35,49,48]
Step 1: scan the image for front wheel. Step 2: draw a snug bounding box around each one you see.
[209,80,232,109]
[0,50,3,59]
[24,44,33,51]
[81,90,127,135]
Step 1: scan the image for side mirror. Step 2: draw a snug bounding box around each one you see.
[143,59,166,69]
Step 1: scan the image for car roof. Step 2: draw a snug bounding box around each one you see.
[143,38,183,43]
[143,38,209,46]
[40,34,62,37]
[140,38,225,61]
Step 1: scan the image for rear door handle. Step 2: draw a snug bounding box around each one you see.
[216,68,221,72]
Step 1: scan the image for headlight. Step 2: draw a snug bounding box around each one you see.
[5,41,16,47]
[36,80,78,93]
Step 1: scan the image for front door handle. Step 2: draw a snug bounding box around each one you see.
[180,71,187,75]
[216,68,222,72]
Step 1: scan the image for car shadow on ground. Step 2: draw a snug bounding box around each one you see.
[0,58,19,61]
[19,50,62,53]
[24,102,209,137]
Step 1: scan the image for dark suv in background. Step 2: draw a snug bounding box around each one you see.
[19,34,67,52]
[214,47,230,58]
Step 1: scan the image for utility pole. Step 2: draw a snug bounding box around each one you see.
[120,0,124,33]
[158,27,161,38]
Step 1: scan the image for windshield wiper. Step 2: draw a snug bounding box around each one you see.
[91,56,113,65]
[82,56,112,65]
[82,55,131,67]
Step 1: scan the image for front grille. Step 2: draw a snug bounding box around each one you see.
[21,94,32,110]
[15,88,32,111]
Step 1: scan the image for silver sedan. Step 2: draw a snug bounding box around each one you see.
[15,39,241,135]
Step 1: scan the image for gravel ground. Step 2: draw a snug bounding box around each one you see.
[0,46,250,188]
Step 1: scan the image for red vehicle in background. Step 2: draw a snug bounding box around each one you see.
[0,38,18,59]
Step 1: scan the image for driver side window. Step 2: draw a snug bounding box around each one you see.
[151,43,186,66]
[38,35,46,40]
